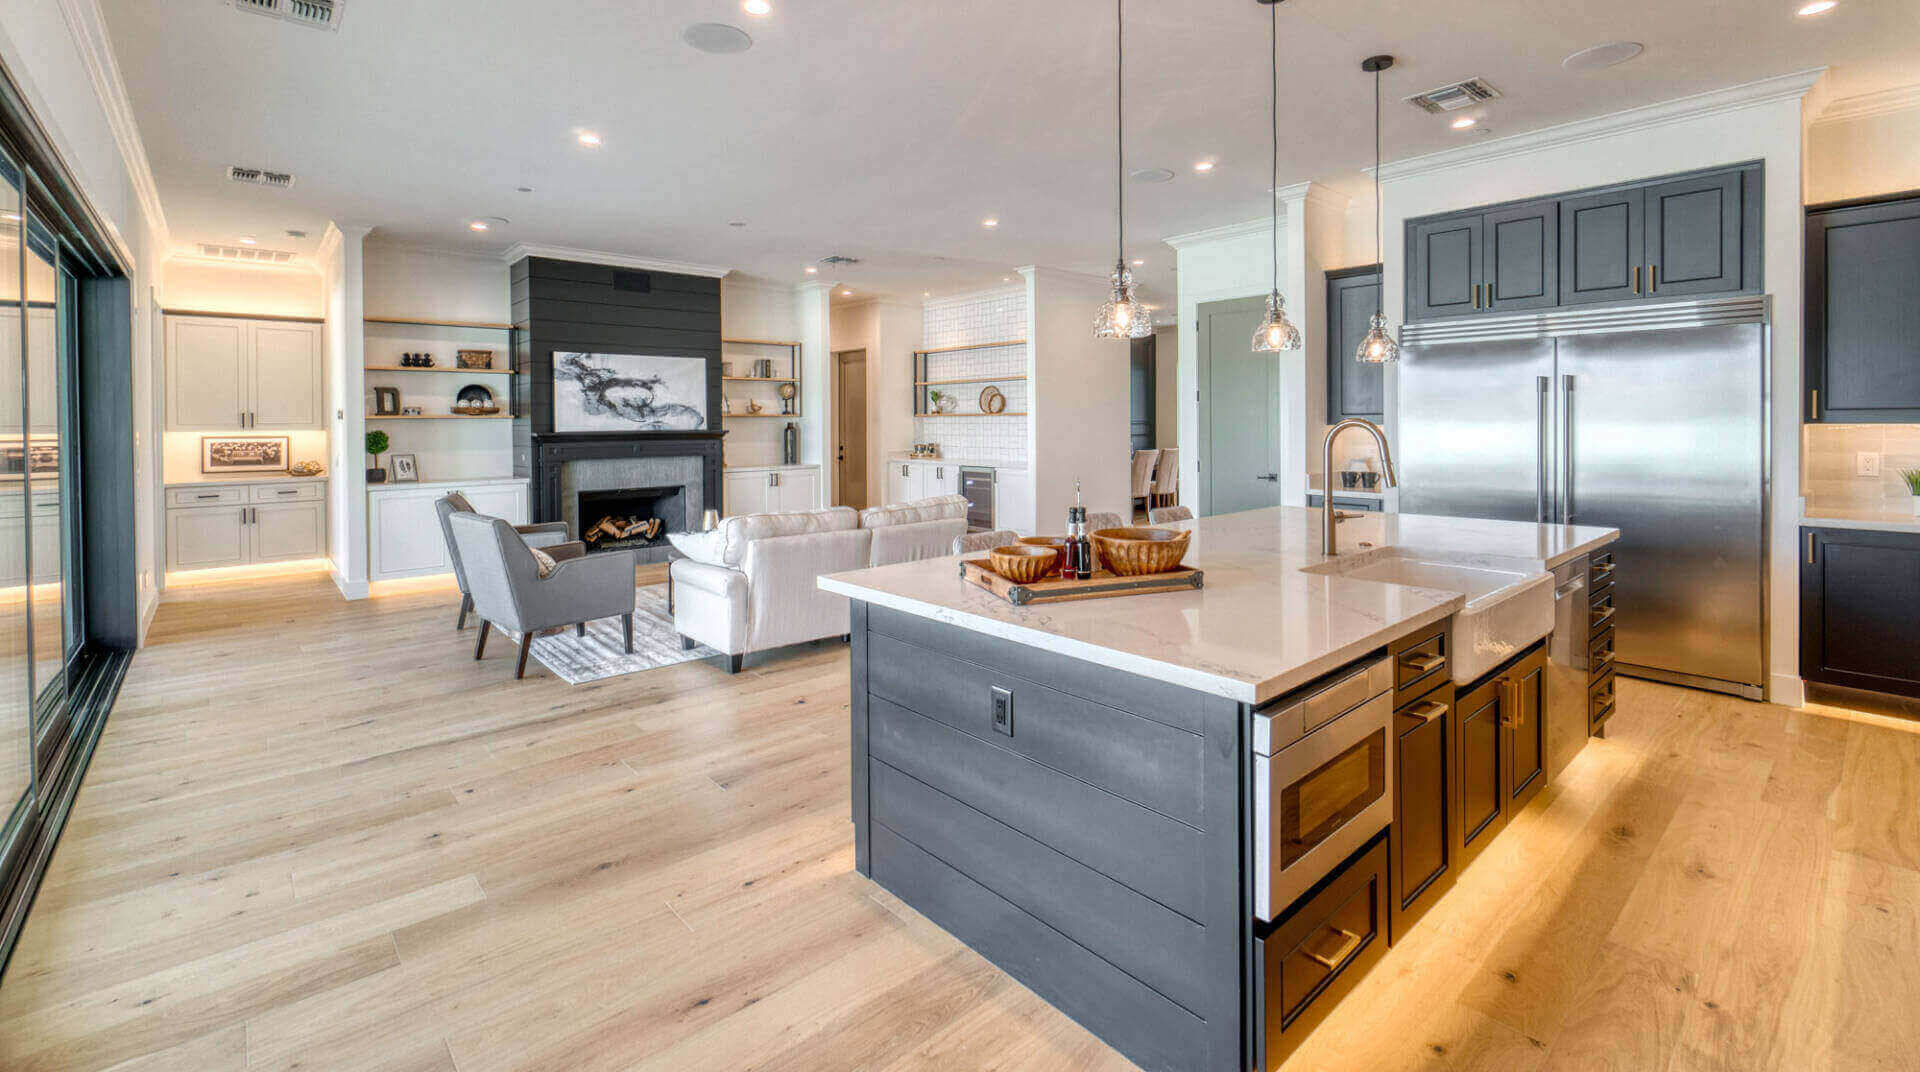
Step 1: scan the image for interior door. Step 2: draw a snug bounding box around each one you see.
[1198,296,1281,515]
[1558,188,1645,306]
[249,321,321,428]
[835,350,868,509]
[166,316,247,428]
[1129,336,1156,451]
[1396,339,1556,523]
[1556,325,1765,693]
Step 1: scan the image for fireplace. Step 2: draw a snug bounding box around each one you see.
[578,484,686,554]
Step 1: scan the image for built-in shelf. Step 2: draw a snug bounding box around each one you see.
[914,412,1027,418]
[723,413,801,419]
[364,365,510,374]
[722,338,802,348]
[367,413,512,421]
[722,376,796,383]
[915,339,1026,356]
[915,374,1027,386]
[365,316,514,331]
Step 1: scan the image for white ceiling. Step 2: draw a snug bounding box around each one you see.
[102,0,1918,305]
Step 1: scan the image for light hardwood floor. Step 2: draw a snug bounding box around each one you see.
[1,568,1915,1071]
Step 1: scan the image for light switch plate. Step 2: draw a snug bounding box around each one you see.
[1857,451,1882,477]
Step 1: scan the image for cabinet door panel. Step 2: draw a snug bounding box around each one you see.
[887,463,913,507]
[1391,686,1453,943]
[1801,527,1920,697]
[1407,215,1482,320]
[1807,198,1920,422]
[250,502,325,562]
[723,471,766,517]
[1453,676,1506,870]
[249,322,323,428]
[1558,189,1644,306]
[1327,268,1384,420]
[1502,648,1549,812]
[1483,201,1559,313]
[167,317,248,428]
[1645,171,1743,297]
[167,507,248,571]
[461,485,529,525]
[775,468,820,512]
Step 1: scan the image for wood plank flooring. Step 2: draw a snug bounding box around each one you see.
[1,568,1915,1070]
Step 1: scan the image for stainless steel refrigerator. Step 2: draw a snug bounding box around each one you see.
[1397,296,1769,700]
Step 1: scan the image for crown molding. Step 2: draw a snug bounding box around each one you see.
[1163,217,1275,250]
[163,249,322,276]
[55,0,168,249]
[1374,67,1826,183]
[500,242,729,278]
[924,281,1026,308]
[361,237,506,261]
[1815,82,1920,125]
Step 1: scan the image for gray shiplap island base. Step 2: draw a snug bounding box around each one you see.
[821,506,1619,1072]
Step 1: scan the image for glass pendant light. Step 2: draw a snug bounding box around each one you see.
[1094,0,1151,339]
[1251,0,1301,353]
[1355,55,1400,365]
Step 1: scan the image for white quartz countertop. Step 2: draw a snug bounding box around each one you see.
[165,473,329,487]
[366,476,528,493]
[886,453,1027,472]
[820,506,1618,705]
[1802,507,1920,534]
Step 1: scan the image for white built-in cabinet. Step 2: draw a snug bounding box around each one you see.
[885,460,961,506]
[724,465,821,517]
[166,314,324,430]
[368,480,530,582]
[993,468,1035,535]
[165,479,328,573]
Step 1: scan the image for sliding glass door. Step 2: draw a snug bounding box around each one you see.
[0,146,32,889]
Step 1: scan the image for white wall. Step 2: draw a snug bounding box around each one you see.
[161,260,324,318]
[1377,72,1817,705]
[1024,266,1130,526]
[1806,88,1920,204]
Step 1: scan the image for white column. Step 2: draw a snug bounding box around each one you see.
[796,283,833,500]
[322,222,373,599]
[1022,265,1132,529]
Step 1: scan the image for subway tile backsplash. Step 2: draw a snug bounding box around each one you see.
[918,285,1028,465]
[1804,424,1920,513]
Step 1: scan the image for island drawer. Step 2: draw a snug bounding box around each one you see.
[249,481,322,503]
[1588,550,1615,590]
[1589,588,1616,636]
[1589,668,1617,732]
[1389,620,1449,703]
[1254,833,1389,1071]
[168,485,246,508]
[1589,626,1615,676]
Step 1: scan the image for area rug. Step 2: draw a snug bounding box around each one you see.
[519,583,718,685]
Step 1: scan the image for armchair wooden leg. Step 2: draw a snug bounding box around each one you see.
[515,633,534,679]
[474,620,491,660]
[576,622,586,638]
[623,614,634,654]
[455,593,473,631]
[726,653,743,674]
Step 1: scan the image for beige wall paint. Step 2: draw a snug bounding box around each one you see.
[1024,266,1131,525]
[162,260,324,318]
[1806,93,1920,204]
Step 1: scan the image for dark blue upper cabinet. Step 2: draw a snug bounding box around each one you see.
[1806,193,1920,423]
[1407,163,1760,323]
[1327,266,1384,420]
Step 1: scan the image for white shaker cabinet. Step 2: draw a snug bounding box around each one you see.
[367,480,529,582]
[724,466,822,516]
[166,314,323,430]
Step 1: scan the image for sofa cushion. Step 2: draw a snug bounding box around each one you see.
[861,494,968,529]
[694,506,859,568]
[667,528,729,567]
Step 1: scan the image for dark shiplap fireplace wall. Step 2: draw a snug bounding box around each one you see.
[511,256,727,533]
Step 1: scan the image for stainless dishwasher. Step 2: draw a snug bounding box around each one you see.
[959,467,994,532]
[1545,553,1591,779]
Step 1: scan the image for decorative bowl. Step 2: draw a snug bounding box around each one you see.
[1090,527,1190,576]
[1018,536,1067,575]
[989,545,1059,584]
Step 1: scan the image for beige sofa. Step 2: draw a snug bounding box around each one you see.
[667,495,967,671]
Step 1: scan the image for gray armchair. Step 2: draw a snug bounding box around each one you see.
[435,492,577,630]
[447,513,638,679]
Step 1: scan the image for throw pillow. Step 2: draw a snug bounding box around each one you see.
[529,546,559,578]
[667,528,729,567]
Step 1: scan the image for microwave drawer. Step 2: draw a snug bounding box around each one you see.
[1253,689,1393,922]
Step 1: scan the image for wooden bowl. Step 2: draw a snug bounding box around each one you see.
[989,545,1059,584]
[1019,536,1067,575]
[1090,527,1190,576]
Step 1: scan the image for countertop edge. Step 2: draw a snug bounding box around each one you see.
[1543,529,1620,568]
[1801,512,1920,534]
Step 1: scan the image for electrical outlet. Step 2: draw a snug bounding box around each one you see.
[989,686,1014,736]
[1857,451,1883,477]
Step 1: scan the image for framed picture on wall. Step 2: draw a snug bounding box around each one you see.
[552,352,707,432]
[389,454,419,483]
[201,435,290,474]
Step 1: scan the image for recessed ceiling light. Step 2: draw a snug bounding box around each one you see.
[1130,167,1175,184]
[982,218,999,228]
[1451,116,1477,130]
[804,266,818,274]
[1561,41,1645,71]
[1193,160,1216,173]
[1797,0,1837,13]
[743,0,771,14]
[1002,277,1011,283]
[237,235,257,245]
[683,22,753,54]
[577,131,602,148]
[468,220,490,232]
[1131,258,1145,266]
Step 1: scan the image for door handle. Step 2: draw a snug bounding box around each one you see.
[1536,375,1550,524]
[1499,677,1524,729]
[1473,283,1482,310]
[1649,264,1658,293]
[1560,375,1576,524]
[1255,473,1279,482]
[1632,266,1641,295]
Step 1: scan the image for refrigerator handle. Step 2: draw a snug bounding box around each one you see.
[1561,374,1576,524]
[1536,376,1550,524]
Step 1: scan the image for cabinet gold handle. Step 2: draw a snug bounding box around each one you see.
[1500,677,1524,729]
[1811,389,1820,420]
[1594,647,1615,665]
[1806,532,1815,564]
[1591,562,1615,581]
[1632,266,1641,294]
[1400,652,1446,674]
[1473,283,1482,310]
[1405,699,1448,723]
[1649,264,1658,292]
[1306,926,1364,970]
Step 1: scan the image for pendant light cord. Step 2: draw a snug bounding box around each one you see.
[1270,1,1279,293]
[1116,0,1125,268]
[1373,65,1384,318]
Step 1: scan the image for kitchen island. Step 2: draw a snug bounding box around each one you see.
[819,506,1618,1072]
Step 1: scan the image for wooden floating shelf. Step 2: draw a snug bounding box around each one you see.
[364,365,510,374]
[722,376,796,383]
[367,413,513,421]
[915,374,1027,386]
[914,339,1027,356]
[913,411,1028,418]
[722,338,801,347]
[365,316,514,331]
[722,413,801,419]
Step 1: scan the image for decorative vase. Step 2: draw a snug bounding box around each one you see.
[1911,496,1919,516]
[367,465,387,484]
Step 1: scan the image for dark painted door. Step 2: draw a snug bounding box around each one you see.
[1801,526,1920,699]
[1806,194,1920,422]
[1327,267,1383,420]
[1407,214,1483,320]
[1500,647,1548,813]
[1482,200,1559,313]
[1129,334,1156,451]
[1558,187,1645,306]
[1452,672,1507,871]
[1645,170,1744,298]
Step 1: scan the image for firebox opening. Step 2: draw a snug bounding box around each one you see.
[577,485,687,554]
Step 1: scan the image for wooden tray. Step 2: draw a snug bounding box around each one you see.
[960,558,1203,606]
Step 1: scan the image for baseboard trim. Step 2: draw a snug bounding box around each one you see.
[1770,673,1805,708]
[331,569,369,601]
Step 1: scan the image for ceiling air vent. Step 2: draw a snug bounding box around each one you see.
[230,0,342,31]
[1405,77,1501,114]
[820,255,860,266]
[227,165,295,189]
[197,243,298,265]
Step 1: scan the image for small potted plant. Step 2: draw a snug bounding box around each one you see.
[927,389,943,414]
[366,429,390,484]
[1904,468,1920,516]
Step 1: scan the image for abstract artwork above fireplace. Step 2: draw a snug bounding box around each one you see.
[553,352,708,433]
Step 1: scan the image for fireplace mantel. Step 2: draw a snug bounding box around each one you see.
[529,432,725,543]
